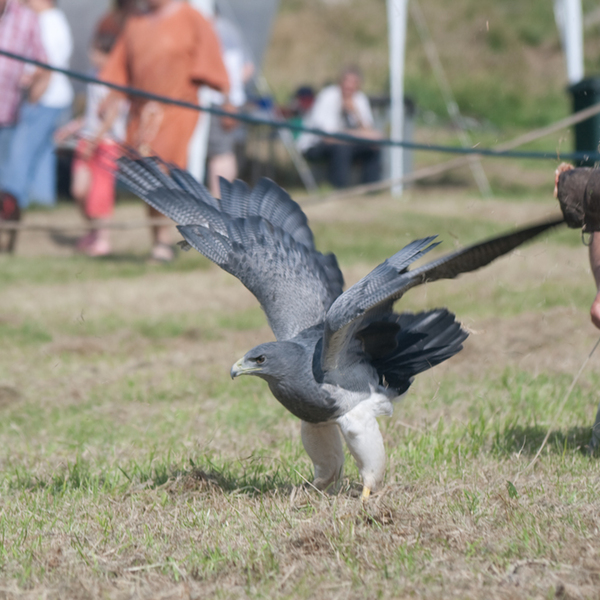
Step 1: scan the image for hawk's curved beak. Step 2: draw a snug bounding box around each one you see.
[230,357,262,379]
[230,358,245,379]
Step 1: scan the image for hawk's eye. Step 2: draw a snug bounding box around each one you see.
[255,355,266,365]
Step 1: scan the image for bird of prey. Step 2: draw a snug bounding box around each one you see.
[118,155,563,499]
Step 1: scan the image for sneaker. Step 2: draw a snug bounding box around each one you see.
[149,243,175,263]
[84,237,111,257]
[76,231,97,251]
[0,191,21,254]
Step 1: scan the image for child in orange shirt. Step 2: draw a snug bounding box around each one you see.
[100,0,228,262]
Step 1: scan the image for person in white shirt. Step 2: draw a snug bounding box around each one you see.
[297,66,382,189]
[2,0,73,208]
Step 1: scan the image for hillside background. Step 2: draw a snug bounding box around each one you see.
[263,0,600,130]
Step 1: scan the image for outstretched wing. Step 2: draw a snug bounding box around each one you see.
[118,156,317,247]
[322,217,565,372]
[117,156,344,340]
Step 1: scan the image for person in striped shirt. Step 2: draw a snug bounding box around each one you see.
[0,0,46,251]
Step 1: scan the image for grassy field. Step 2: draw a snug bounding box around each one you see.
[1,186,600,599]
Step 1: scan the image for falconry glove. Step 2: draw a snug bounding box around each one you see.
[555,164,600,232]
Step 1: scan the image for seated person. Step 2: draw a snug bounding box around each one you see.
[297,66,381,188]
[282,85,314,137]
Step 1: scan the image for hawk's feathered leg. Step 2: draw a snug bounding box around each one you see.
[336,395,391,498]
[300,420,345,492]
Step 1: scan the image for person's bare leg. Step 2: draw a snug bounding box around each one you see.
[72,163,97,251]
[85,219,111,256]
[71,165,91,209]
[209,152,237,198]
[148,205,173,261]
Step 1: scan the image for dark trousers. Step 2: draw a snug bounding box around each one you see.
[305,142,381,188]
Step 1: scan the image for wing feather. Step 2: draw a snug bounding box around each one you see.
[219,176,316,249]
[169,167,220,209]
[322,218,564,372]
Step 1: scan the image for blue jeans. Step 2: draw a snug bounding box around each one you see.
[304,141,381,188]
[2,103,66,208]
[0,125,15,186]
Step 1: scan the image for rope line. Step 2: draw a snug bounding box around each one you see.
[1,48,599,162]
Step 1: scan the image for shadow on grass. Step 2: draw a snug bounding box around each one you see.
[7,455,300,497]
[90,253,150,265]
[49,231,174,266]
[493,424,596,457]
[170,464,298,496]
[48,231,80,248]
[48,234,152,264]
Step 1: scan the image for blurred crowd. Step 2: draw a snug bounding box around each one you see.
[0,0,383,258]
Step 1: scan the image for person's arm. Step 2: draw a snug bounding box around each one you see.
[87,96,123,154]
[54,116,84,144]
[351,93,382,140]
[26,68,51,103]
[341,93,365,129]
[589,233,600,329]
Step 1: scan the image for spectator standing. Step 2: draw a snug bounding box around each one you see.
[0,0,45,250]
[101,0,229,262]
[206,11,253,197]
[55,30,128,257]
[297,66,381,189]
[1,0,73,211]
